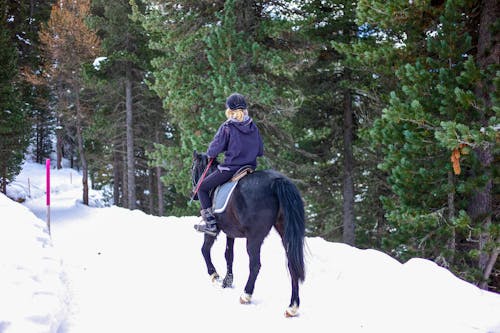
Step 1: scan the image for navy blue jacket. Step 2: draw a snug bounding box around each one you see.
[206,118,264,170]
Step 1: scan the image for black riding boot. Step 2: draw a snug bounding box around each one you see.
[194,208,217,236]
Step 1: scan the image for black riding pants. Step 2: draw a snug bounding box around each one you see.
[198,168,235,210]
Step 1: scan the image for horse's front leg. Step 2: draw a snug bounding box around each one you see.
[222,236,234,288]
[201,234,219,282]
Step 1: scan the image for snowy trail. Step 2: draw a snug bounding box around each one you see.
[7,162,500,333]
[22,182,302,333]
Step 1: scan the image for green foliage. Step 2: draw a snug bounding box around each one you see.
[287,0,391,243]
[85,0,169,212]
[368,0,498,284]
[7,0,494,288]
[0,20,29,192]
[135,0,300,214]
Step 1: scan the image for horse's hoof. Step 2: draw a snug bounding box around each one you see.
[239,293,252,304]
[210,272,221,285]
[222,273,233,288]
[285,304,299,317]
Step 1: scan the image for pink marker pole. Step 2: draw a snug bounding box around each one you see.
[46,159,51,235]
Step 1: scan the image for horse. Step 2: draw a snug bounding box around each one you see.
[191,151,306,317]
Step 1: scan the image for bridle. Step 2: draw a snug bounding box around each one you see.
[190,156,214,202]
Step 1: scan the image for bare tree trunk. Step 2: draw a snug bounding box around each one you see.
[113,147,121,206]
[30,0,35,20]
[125,67,136,210]
[479,239,499,289]
[154,131,164,216]
[36,120,42,164]
[1,164,6,194]
[156,165,164,216]
[56,117,63,169]
[148,168,154,214]
[447,171,456,257]
[473,146,493,274]
[471,0,497,287]
[75,87,89,205]
[122,152,128,209]
[56,79,64,169]
[342,87,355,246]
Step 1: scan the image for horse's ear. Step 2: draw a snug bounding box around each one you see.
[193,150,198,160]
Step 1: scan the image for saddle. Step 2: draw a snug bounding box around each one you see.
[212,166,254,213]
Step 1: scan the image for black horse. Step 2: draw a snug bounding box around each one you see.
[191,151,306,317]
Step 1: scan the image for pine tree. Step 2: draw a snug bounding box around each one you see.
[133,0,223,215]
[0,5,29,194]
[39,0,100,205]
[136,0,300,215]
[87,0,166,212]
[369,0,498,287]
[10,0,53,165]
[286,1,375,245]
[468,0,498,289]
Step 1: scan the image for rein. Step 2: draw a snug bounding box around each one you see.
[190,157,214,203]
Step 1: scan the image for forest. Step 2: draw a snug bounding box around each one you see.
[0,0,497,290]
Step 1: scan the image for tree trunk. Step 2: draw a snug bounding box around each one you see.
[342,87,355,246]
[125,67,136,210]
[471,0,497,287]
[155,131,164,216]
[447,171,456,257]
[479,239,499,289]
[36,121,42,164]
[122,152,128,208]
[56,80,64,169]
[113,147,121,206]
[148,168,154,214]
[56,118,63,169]
[75,87,89,205]
[1,164,6,194]
[156,165,164,216]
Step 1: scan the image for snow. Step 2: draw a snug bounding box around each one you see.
[16,34,32,45]
[92,57,107,70]
[3,160,500,333]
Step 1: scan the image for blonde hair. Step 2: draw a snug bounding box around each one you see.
[225,108,247,122]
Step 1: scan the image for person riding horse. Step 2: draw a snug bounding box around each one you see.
[194,93,264,236]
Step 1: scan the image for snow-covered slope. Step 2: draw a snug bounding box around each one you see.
[2,161,500,333]
[0,193,67,333]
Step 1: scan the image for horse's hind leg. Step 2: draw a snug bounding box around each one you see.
[286,264,300,317]
[222,236,234,288]
[201,234,218,281]
[240,238,263,303]
[275,224,300,317]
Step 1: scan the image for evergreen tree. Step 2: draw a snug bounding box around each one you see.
[468,0,497,290]
[88,0,166,212]
[289,0,378,245]
[136,0,301,215]
[10,0,53,165]
[369,0,498,287]
[0,4,29,194]
[134,0,224,216]
[337,0,444,249]
[39,0,100,205]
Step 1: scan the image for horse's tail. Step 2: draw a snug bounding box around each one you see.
[272,177,305,282]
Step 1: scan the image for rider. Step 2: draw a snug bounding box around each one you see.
[195,93,264,236]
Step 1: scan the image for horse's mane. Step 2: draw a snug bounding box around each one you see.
[192,152,220,186]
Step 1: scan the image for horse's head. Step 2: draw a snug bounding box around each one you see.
[191,150,219,195]
[191,150,208,187]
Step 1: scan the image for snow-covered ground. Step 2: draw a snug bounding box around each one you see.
[2,160,500,333]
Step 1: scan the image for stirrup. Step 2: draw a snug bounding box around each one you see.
[194,220,218,236]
